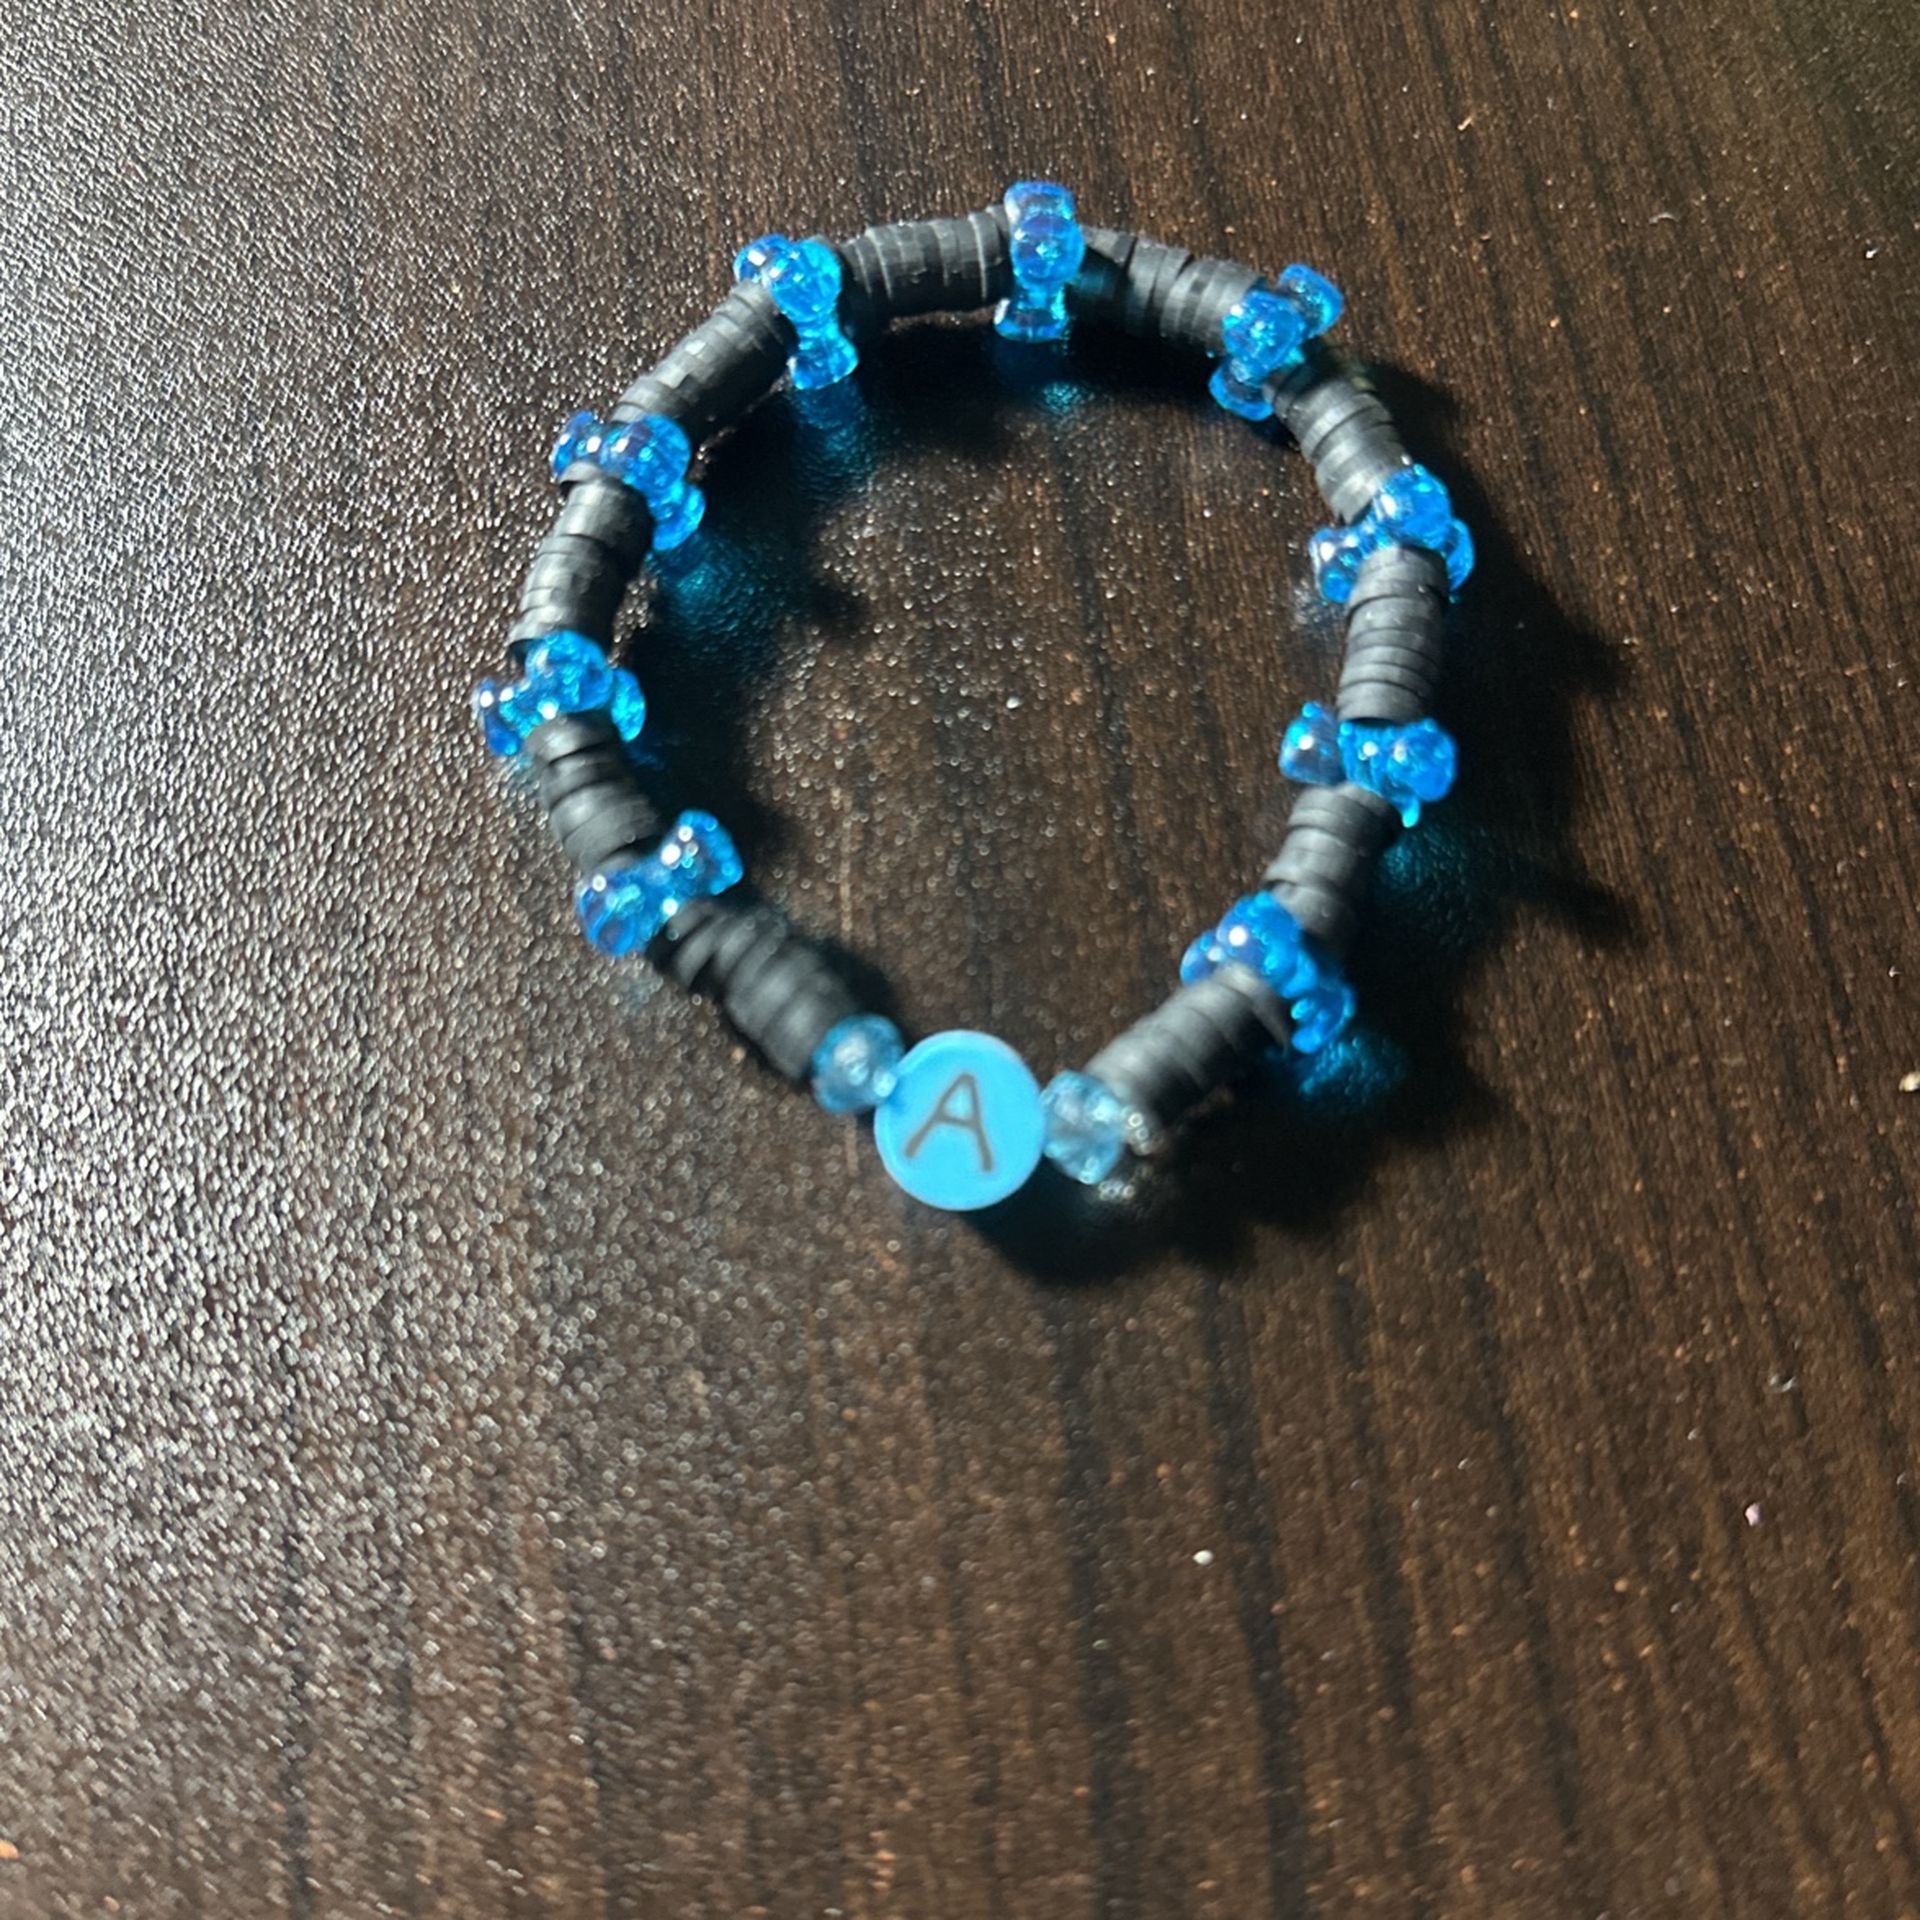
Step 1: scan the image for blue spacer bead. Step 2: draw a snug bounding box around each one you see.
[1040,1070,1135,1186]
[1289,975,1356,1055]
[523,630,614,717]
[1310,522,1378,604]
[551,409,607,481]
[1209,288,1308,421]
[575,862,669,956]
[995,180,1085,343]
[736,233,859,391]
[606,667,647,742]
[1437,516,1475,593]
[810,1013,905,1114]
[1339,716,1457,827]
[1274,262,1344,338]
[1280,701,1344,789]
[600,414,705,551]
[471,677,523,757]
[1373,462,1453,549]
[656,808,745,907]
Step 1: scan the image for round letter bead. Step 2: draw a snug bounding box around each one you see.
[874,1031,1046,1211]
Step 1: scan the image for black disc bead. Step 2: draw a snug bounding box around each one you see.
[1083,964,1291,1149]
[651,895,859,1081]
[611,281,793,445]
[1262,783,1399,955]
[833,208,1011,327]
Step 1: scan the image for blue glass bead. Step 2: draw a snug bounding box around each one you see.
[874,1031,1046,1210]
[1275,262,1344,338]
[1209,289,1308,421]
[1373,462,1453,550]
[601,414,705,551]
[810,1013,905,1115]
[1437,516,1475,593]
[1289,975,1356,1055]
[656,808,744,905]
[471,677,522,757]
[1310,522,1375,604]
[607,667,647,743]
[996,180,1085,344]
[575,862,669,956]
[523,630,613,716]
[1280,701,1344,789]
[1340,716,1457,827]
[1040,1070,1134,1186]
[736,233,859,391]
[1180,931,1227,986]
[551,408,606,481]
[1218,891,1313,997]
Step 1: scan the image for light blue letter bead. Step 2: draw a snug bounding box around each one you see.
[1040,1070,1134,1186]
[874,1031,1046,1210]
[810,1013,905,1114]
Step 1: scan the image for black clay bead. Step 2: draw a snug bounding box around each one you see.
[834,208,1011,327]
[1084,965,1291,1148]
[551,477,654,566]
[610,281,793,445]
[1262,784,1399,955]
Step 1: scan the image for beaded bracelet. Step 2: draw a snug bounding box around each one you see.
[472,182,1473,1213]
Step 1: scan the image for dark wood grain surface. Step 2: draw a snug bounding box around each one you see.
[1,0,1916,1912]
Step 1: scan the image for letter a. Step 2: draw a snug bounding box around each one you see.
[903,1071,995,1171]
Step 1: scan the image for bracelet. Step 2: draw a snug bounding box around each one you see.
[471,181,1474,1215]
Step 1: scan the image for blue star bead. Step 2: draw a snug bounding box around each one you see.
[551,409,607,481]
[575,862,669,956]
[1339,717,1458,827]
[1280,701,1345,788]
[874,1031,1047,1210]
[655,808,744,905]
[606,667,647,743]
[600,414,705,551]
[1288,976,1356,1055]
[1310,462,1474,603]
[995,180,1085,344]
[1308,522,1379,605]
[1209,289,1308,420]
[1040,1070,1135,1186]
[810,1013,905,1114]
[736,233,859,391]
[470,677,523,757]
[1274,263,1344,337]
[574,808,743,956]
[1208,264,1342,421]
[1180,892,1312,1000]
[522,630,614,716]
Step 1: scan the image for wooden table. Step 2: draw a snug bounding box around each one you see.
[1,0,1915,1911]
